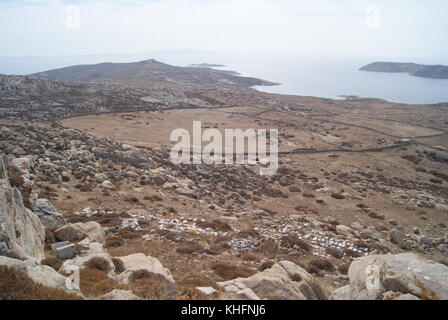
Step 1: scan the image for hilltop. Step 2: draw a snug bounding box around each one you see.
[30,59,278,90]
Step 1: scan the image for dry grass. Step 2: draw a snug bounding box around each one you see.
[210,262,257,281]
[79,269,127,297]
[402,154,421,165]
[305,265,321,276]
[84,257,112,272]
[308,258,335,272]
[44,227,57,250]
[118,227,142,240]
[429,170,448,182]
[196,219,232,232]
[7,165,24,188]
[237,228,260,239]
[175,242,203,255]
[258,261,275,271]
[112,258,125,274]
[105,236,125,249]
[177,286,209,300]
[177,275,218,290]
[97,217,122,228]
[241,252,260,262]
[41,258,63,271]
[0,265,82,300]
[325,247,343,259]
[6,251,25,261]
[344,248,362,258]
[255,239,279,258]
[129,270,178,300]
[337,263,350,275]
[280,235,311,252]
[77,183,94,192]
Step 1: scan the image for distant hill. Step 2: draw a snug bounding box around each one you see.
[0,74,160,120]
[360,62,448,79]
[29,59,278,89]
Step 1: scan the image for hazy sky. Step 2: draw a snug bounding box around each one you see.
[0,0,447,59]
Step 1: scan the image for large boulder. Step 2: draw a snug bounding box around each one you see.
[0,256,83,297]
[116,253,174,284]
[55,221,105,244]
[0,155,45,260]
[217,261,327,300]
[331,285,351,300]
[9,156,38,210]
[123,149,152,168]
[59,252,116,276]
[35,198,64,228]
[337,253,448,300]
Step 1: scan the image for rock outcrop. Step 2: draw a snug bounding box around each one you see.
[217,260,327,300]
[59,252,116,276]
[116,253,175,284]
[0,155,45,260]
[0,256,83,297]
[55,221,105,244]
[35,198,64,228]
[332,253,448,300]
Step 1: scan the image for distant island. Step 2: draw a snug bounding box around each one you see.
[190,63,226,68]
[360,62,448,79]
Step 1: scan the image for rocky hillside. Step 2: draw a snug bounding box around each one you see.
[1,122,447,300]
[0,74,229,121]
[30,59,278,90]
[360,62,448,79]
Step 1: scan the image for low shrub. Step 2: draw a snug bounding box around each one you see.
[84,257,111,272]
[210,262,257,281]
[305,265,321,276]
[258,261,275,271]
[337,263,350,275]
[105,236,125,248]
[41,258,63,271]
[280,235,310,252]
[7,165,24,188]
[177,286,209,300]
[325,247,343,259]
[118,228,141,240]
[79,268,125,297]
[129,270,177,300]
[308,258,335,272]
[196,219,232,232]
[112,258,125,274]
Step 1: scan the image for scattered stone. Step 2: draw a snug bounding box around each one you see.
[56,244,76,260]
[389,229,404,245]
[196,287,216,297]
[51,241,71,253]
[100,180,114,189]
